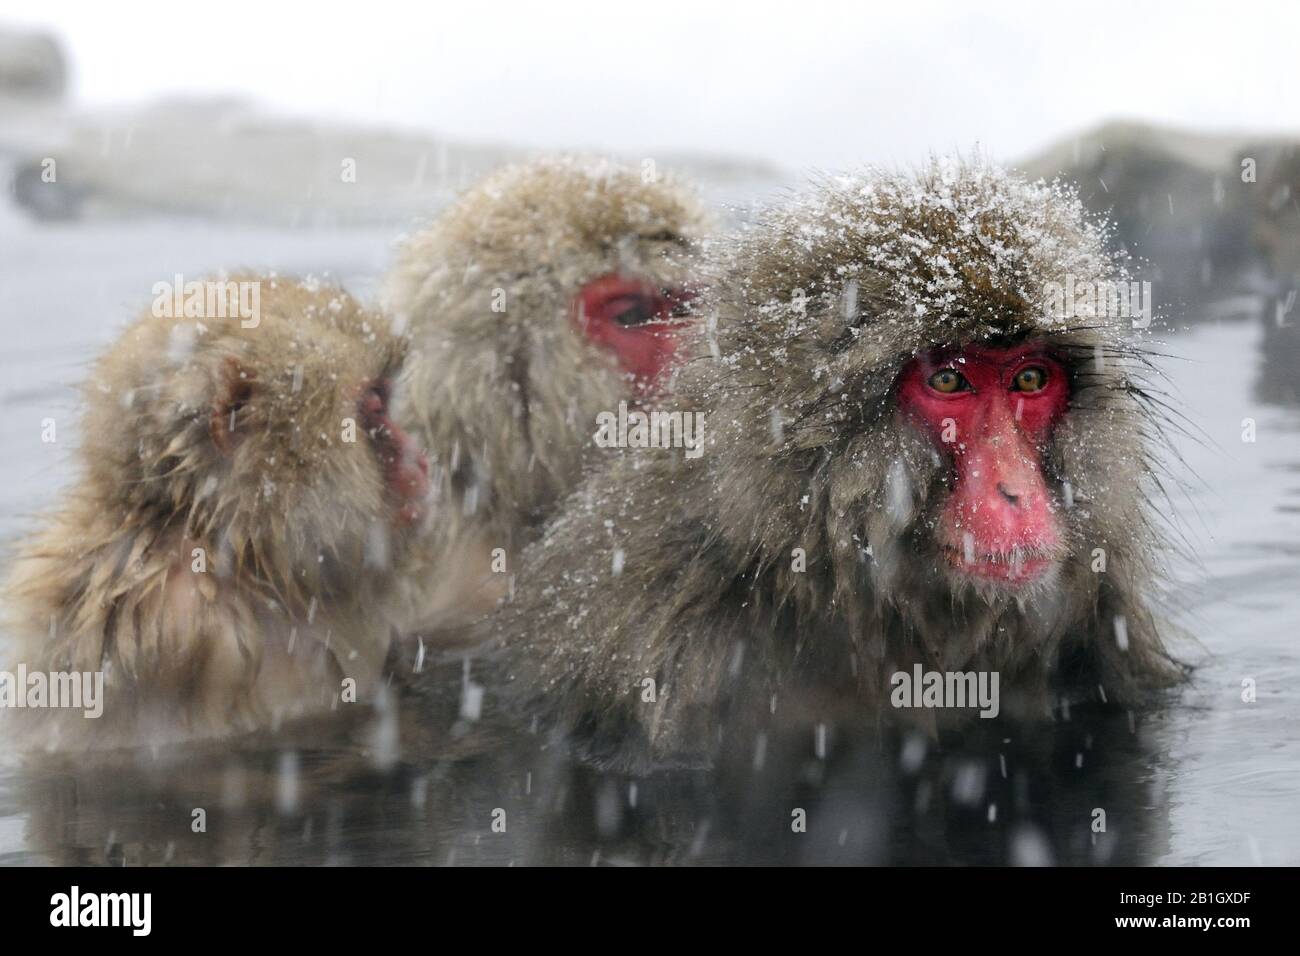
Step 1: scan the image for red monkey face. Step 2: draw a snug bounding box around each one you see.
[897,343,1070,586]
[358,380,430,527]
[573,273,694,390]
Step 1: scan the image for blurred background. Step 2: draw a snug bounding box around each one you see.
[0,0,1297,865]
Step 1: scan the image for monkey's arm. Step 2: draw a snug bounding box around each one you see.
[489,453,753,772]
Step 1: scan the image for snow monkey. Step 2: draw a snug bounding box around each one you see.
[384,156,708,641]
[2,276,430,747]
[490,160,1186,772]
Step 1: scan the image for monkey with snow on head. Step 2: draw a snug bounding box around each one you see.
[3,277,429,748]
[489,159,1187,772]
[384,157,708,643]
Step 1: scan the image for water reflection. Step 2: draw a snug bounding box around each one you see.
[8,691,1172,866]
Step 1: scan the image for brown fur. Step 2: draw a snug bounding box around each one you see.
[384,157,709,638]
[490,159,1187,772]
[3,276,416,748]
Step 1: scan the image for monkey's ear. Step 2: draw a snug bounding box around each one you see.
[209,357,256,455]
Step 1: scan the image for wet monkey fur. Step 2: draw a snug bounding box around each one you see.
[384,157,708,642]
[490,160,1186,772]
[2,277,429,747]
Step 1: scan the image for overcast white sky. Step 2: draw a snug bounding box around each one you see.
[2,0,1296,170]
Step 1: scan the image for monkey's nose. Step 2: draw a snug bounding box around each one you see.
[996,483,1021,506]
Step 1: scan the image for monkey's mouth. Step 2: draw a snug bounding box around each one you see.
[940,545,1055,584]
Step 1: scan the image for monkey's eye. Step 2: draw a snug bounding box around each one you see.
[1012,366,1047,392]
[927,369,969,394]
[610,296,657,327]
[665,288,695,319]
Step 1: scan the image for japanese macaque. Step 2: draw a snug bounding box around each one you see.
[490,160,1186,772]
[2,276,429,748]
[384,157,707,641]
